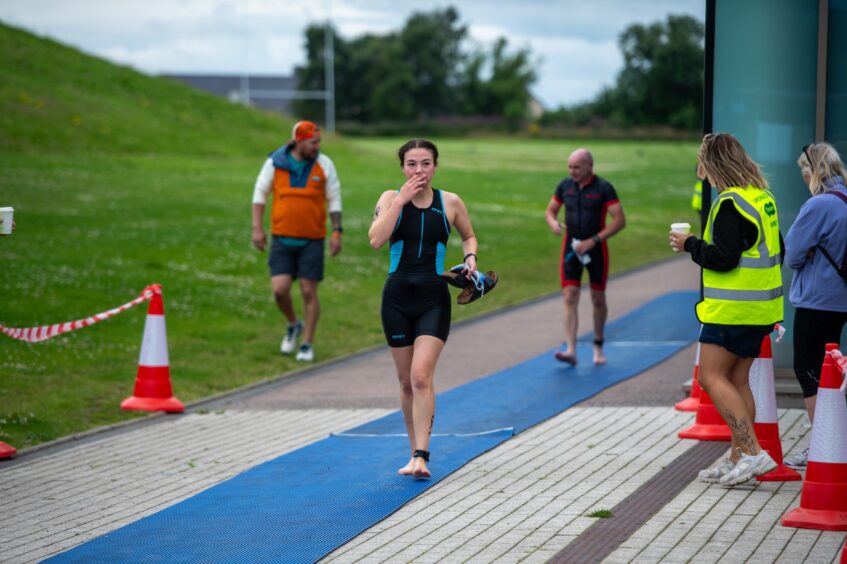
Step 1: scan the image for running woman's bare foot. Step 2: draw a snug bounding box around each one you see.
[398,457,415,476]
[413,458,431,479]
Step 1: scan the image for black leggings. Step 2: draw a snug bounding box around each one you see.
[793,307,847,398]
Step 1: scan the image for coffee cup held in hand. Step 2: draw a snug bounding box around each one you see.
[669,222,691,253]
[670,222,691,235]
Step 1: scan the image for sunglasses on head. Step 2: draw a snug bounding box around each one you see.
[803,144,814,166]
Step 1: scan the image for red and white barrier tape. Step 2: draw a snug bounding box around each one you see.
[0,284,161,343]
[828,349,847,392]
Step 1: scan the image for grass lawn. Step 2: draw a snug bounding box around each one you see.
[0,137,699,448]
[0,20,700,449]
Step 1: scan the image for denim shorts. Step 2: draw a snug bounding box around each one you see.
[699,323,774,358]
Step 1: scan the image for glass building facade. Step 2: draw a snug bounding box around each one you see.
[706,0,847,370]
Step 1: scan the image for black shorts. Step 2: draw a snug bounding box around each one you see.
[561,235,609,291]
[268,237,324,280]
[699,323,773,359]
[381,275,451,347]
[793,307,847,398]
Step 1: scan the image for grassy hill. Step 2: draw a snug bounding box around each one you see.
[0,22,699,450]
[0,21,288,155]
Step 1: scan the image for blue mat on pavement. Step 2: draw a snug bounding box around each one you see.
[47,290,699,564]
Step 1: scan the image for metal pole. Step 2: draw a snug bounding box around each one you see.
[324,21,335,133]
[240,0,250,105]
[815,0,828,142]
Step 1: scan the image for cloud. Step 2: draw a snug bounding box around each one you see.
[0,0,704,107]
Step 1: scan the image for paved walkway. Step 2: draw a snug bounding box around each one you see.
[2,257,842,563]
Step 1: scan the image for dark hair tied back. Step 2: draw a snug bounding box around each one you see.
[398,139,439,166]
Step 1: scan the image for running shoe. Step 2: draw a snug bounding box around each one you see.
[719,450,777,486]
[784,447,809,469]
[281,319,303,355]
[698,458,735,484]
[296,342,314,362]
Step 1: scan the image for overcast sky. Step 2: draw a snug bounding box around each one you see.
[1,0,704,108]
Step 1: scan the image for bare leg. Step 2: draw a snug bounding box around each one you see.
[389,346,416,475]
[409,336,445,478]
[590,288,608,365]
[299,279,320,344]
[699,344,762,455]
[804,396,817,426]
[557,286,580,363]
[271,275,297,324]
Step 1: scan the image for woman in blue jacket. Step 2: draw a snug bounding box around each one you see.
[784,142,847,468]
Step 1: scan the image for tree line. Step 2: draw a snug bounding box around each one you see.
[293,9,704,132]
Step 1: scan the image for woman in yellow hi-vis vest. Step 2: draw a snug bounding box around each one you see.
[669,133,784,487]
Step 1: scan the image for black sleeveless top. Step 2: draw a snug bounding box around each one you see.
[387,189,451,276]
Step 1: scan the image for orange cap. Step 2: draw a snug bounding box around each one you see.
[292,120,319,141]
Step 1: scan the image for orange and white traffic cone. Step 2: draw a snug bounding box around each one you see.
[782,343,847,531]
[675,342,702,412]
[121,285,184,413]
[0,441,16,459]
[750,335,801,481]
[678,385,732,441]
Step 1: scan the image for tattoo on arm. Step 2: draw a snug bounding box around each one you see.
[374,206,380,219]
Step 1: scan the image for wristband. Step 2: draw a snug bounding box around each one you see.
[463,252,477,262]
[332,226,343,233]
[592,235,601,245]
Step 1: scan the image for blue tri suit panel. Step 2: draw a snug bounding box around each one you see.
[381,189,453,347]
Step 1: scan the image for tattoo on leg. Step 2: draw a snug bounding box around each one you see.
[429,414,434,439]
[721,409,755,453]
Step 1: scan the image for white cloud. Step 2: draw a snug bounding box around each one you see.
[0,0,705,107]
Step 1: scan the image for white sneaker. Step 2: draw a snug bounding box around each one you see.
[296,343,314,362]
[280,319,303,355]
[698,458,735,484]
[785,447,809,469]
[719,450,777,486]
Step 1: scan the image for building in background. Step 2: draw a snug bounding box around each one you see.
[162,74,297,115]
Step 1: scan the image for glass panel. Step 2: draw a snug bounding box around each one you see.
[712,0,819,368]
[827,0,847,345]
[828,0,847,156]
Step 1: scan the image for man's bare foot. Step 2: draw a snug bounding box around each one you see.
[398,457,415,476]
[555,350,577,365]
[593,346,607,365]
[413,458,431,479]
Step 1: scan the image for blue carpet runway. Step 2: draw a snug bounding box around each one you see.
[47,291,699,563]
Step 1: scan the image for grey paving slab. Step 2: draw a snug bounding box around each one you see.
[6,256,842,564]
[2,408,389,563]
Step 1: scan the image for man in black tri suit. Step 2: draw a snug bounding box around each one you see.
[545,148,626,366]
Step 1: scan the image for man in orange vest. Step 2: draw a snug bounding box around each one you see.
[251,121,343,362]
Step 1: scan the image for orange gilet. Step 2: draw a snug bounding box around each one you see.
[271,159,328,239]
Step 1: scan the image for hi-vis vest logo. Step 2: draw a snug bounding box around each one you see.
[764,202,776,217]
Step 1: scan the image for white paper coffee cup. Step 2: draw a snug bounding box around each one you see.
[670,222,691,235]
[0,207,13,235]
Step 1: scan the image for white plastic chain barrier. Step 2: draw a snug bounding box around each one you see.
[0,284,160,343]
[829,348,847,392]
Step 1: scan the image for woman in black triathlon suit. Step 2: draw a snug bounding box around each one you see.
[368,139,479,479]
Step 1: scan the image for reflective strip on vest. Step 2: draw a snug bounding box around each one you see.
[703,287,784,301]
[696,187,783,326]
